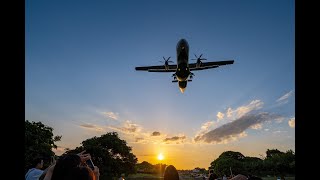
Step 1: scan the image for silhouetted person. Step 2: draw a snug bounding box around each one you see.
[163,165,179,180]
[208,169,218,180]
[64,166,98,180]
[49,152,99,180]
[25,157,44,180]
[50,154,82,180]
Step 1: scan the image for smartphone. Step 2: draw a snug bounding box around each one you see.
[86,159,95,170]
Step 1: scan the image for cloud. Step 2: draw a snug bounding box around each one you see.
[135,137,144,142]
[275,116,286,123]
[195,121,216,140]
[225,100,264,120]
[151,131,161,136]
[217,112,224,121]
[250,123,262,130]
[235,100,264,118]
[79,123,104,131]
[276,90,294,104]
[288,117,295,128]
[163,135,186,143]
[102,111,119,120]
[201,121,214,131]
[194,112,280,143]
[226,108,233,118]
[108,120,142,134]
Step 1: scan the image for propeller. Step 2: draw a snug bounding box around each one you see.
[191,54,207,65]
[159,57,173,65]
[159,56,173,66]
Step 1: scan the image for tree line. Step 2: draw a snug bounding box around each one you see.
[25,120,295,179]
[209,149,295,177]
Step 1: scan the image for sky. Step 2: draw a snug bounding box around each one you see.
[25,0,295,170]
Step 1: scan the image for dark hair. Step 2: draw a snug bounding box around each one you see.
[31,157,43,167]
[51,154,81,180]
[64,166,95,180]
[163,165,179,180]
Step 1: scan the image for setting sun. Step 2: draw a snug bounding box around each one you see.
[157,153,164,161]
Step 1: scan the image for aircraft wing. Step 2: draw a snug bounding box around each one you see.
[135,64,177,72]
[189,60,234,71]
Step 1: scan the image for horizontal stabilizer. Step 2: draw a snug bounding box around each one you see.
[172,80,178,83]
[187,79,192,82]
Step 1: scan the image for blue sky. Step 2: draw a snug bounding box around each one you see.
[26,0,294,169]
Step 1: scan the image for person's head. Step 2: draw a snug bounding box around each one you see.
[64,166,96,180]
[51,154,82,180]
[31,157,44,169]
[163,165,179,180]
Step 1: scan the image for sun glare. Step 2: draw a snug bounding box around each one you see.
[157,153,164,161]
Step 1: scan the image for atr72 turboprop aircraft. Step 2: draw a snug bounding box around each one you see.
[135,39,234,93]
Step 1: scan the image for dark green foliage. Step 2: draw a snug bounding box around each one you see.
[209,149,295,177]
[64,132,138,180]
[25,120,61,172]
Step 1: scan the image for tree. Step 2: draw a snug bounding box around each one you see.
[264,149,295,176]
[65,132,137,180]
[136,161,154,173]
[210,151,246,177]
[25,120,61,171]
[266,149,284,158]
[219,151,245,161]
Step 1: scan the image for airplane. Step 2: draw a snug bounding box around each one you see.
[135,39,234,93]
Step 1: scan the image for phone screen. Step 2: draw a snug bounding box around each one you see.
[86,159,95,170]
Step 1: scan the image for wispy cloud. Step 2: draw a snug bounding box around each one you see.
[151,131,161,136]
[194,112,280,144]
[250,123,262,130]
[105,119,172,144]
[135,137,144,142]
[79,123,104,131]
[224,100,264,120]
[164,135,186,144]
[102,111,119,120]
[276,90,294,104]
[107,120,142,134]
[288,117,295,128]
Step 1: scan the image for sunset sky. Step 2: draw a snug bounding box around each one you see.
[26,0,294,169]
